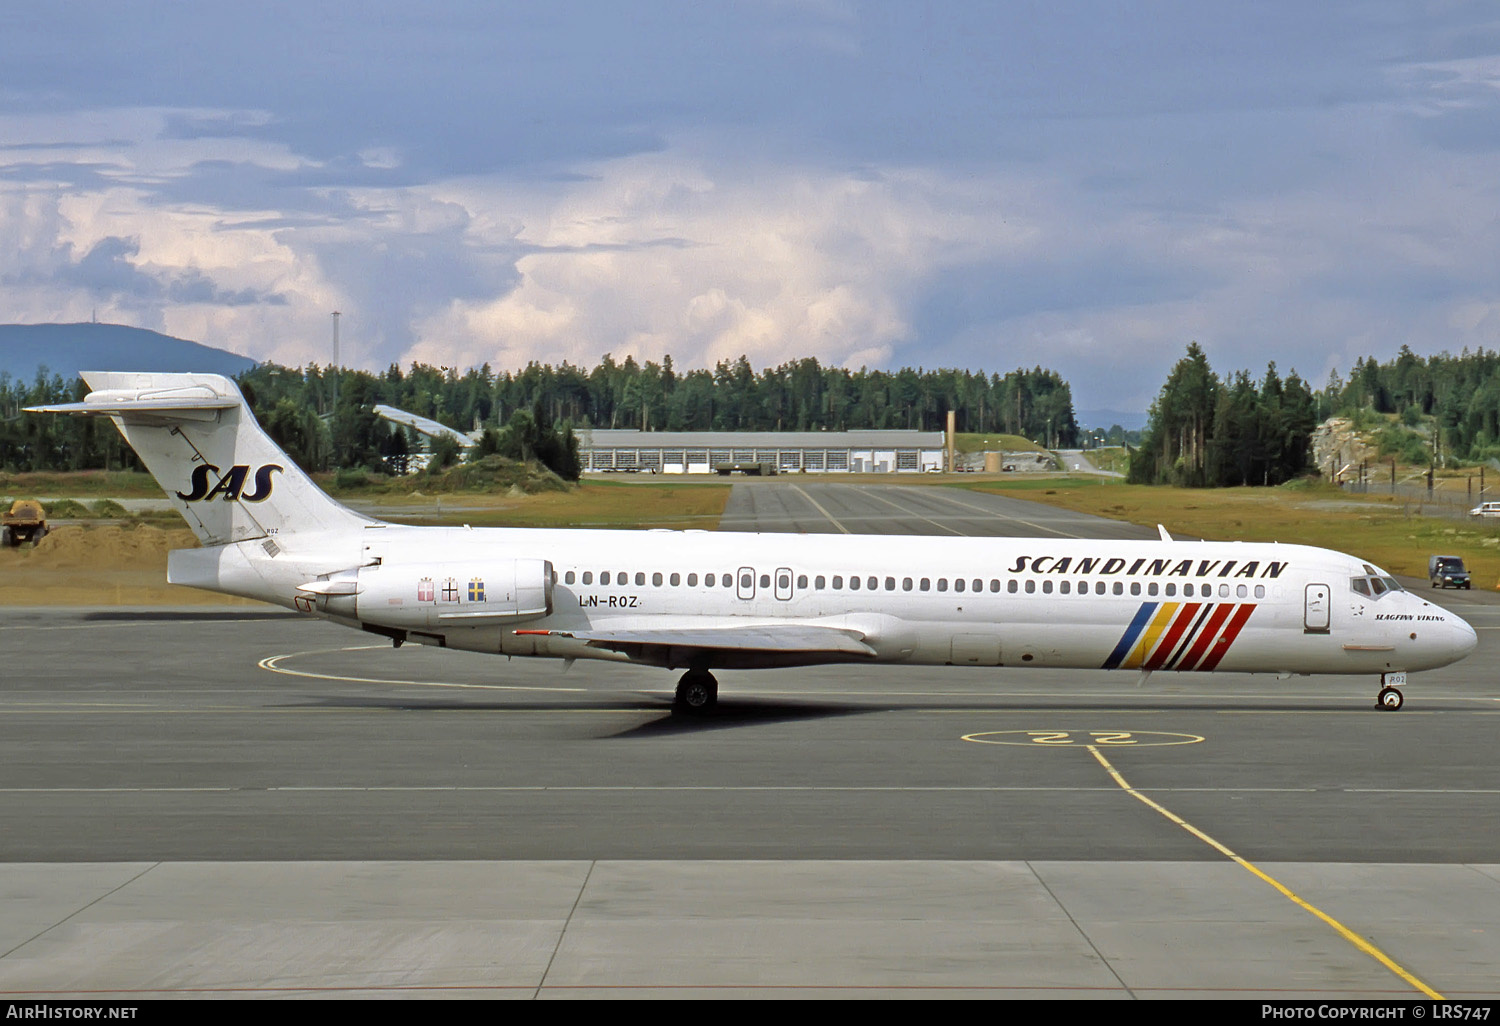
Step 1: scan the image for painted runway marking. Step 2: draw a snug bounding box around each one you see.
[257,647,587,693]
[789,484,852,534]
[921,488,1091,538]
[1085,744,1444,1000]
[852,486,969,536]
[963,729,1204,747]
[0,617,284,632]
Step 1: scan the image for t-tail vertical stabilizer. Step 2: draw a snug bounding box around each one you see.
[28,371,369,546]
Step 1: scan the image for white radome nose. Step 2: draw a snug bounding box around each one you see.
[1453,615,1478,661]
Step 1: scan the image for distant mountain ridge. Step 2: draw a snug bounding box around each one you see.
[0,323,256,384]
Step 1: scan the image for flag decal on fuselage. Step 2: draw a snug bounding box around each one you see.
[1101,602,1257,671]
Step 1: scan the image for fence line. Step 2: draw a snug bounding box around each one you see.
[1339,475,1500,523]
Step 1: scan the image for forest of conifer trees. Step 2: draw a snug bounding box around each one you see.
[0,355,1080,475]
[8,343,1499,485]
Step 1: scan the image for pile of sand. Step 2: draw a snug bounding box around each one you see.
[20,524,199,570]
[0,524,255,606]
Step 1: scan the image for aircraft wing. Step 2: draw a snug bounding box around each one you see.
[519,624,877,658]
[372,404,479,445]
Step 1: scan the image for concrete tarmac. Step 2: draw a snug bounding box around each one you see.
[3,481,1498,999]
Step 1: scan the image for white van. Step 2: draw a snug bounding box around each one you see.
[1470,501,1500,517]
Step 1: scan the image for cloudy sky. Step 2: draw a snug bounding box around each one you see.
[2,2,1498,414]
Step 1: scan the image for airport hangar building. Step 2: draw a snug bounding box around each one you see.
[578,429,949,474]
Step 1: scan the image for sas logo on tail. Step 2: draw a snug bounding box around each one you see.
[176,464,282,503]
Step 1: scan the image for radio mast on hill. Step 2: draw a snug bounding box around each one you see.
[331,310,341,410]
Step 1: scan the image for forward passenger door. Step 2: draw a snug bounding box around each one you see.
[1304,583,1330,634]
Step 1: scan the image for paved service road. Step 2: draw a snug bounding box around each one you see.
[4,483,1499,999]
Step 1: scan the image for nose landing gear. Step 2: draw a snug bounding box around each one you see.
[1375,672,1406,711]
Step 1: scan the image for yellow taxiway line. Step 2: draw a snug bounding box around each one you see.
[1086,744,1443,1000]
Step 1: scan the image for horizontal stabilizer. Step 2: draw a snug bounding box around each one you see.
[27,389,238,421]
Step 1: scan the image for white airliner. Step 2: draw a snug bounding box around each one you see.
[32,372,1478,713]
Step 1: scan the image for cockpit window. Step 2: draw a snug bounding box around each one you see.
[1351,575,1402,598]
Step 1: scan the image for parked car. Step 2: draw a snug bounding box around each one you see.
[1428,554,1472,589]
[1470,501,1500,517]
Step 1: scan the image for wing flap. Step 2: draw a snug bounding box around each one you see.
[522,624,876,657]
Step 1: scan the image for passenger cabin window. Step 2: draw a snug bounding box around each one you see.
[833,576,844,589]
[920,578,931,591]
[636,572,646,586]
[688,573,698,586]
[954,578,965,593]
[601,571,611,585]
[815,575,826,589]
[583,571,594,585]
[937,579,948,592]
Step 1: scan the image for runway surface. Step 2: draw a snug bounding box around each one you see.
[4,482,1499,998]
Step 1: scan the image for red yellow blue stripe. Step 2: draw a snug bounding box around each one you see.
[1102,601,1257,671]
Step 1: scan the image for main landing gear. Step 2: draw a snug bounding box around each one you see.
[674,670,718,714]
